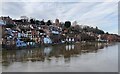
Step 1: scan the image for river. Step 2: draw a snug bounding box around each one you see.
[1,42,119,72]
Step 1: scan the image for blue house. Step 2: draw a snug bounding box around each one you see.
[43,36,52,44]
[16,39,27,47]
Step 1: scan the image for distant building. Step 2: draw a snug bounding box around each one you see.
[72,21,77,26]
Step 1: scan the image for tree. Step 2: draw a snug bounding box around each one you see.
[95,26,98,30]
[81,33,96,41]
[94,26,104,34]
[64,21,71,28]
[71,25,82,33]
[30,19,35,24]
[6,24,16,28]
[35,20,40,25]
[40,19,45,25]
[82,26,90,32]
[106,32,109,34]
[94,29,104,34]
[47,20,52,26]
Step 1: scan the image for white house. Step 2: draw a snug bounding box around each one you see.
[51,31,59,34]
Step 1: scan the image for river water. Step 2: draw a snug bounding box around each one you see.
[1,42,119,72]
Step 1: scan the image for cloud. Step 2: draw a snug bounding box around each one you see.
[1,2,118,34]
[1,2,25,19]
[2,0,120,2]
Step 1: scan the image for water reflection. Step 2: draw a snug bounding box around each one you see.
[2,42,114,66]
[65,45,75,51]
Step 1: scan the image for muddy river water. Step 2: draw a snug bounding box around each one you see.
[1,42,119,72]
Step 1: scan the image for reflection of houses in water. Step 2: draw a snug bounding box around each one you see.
[65,44,75,51]
[97,43,104,49]
[2,43,109,65]
[2,50,27,64]
[97,43,102,48]
[64,57,70,63]
[44,47,52,56]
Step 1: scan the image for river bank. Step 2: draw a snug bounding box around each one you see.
[2,41,111,50]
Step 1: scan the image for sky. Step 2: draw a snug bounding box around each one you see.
[0,0,119,34]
